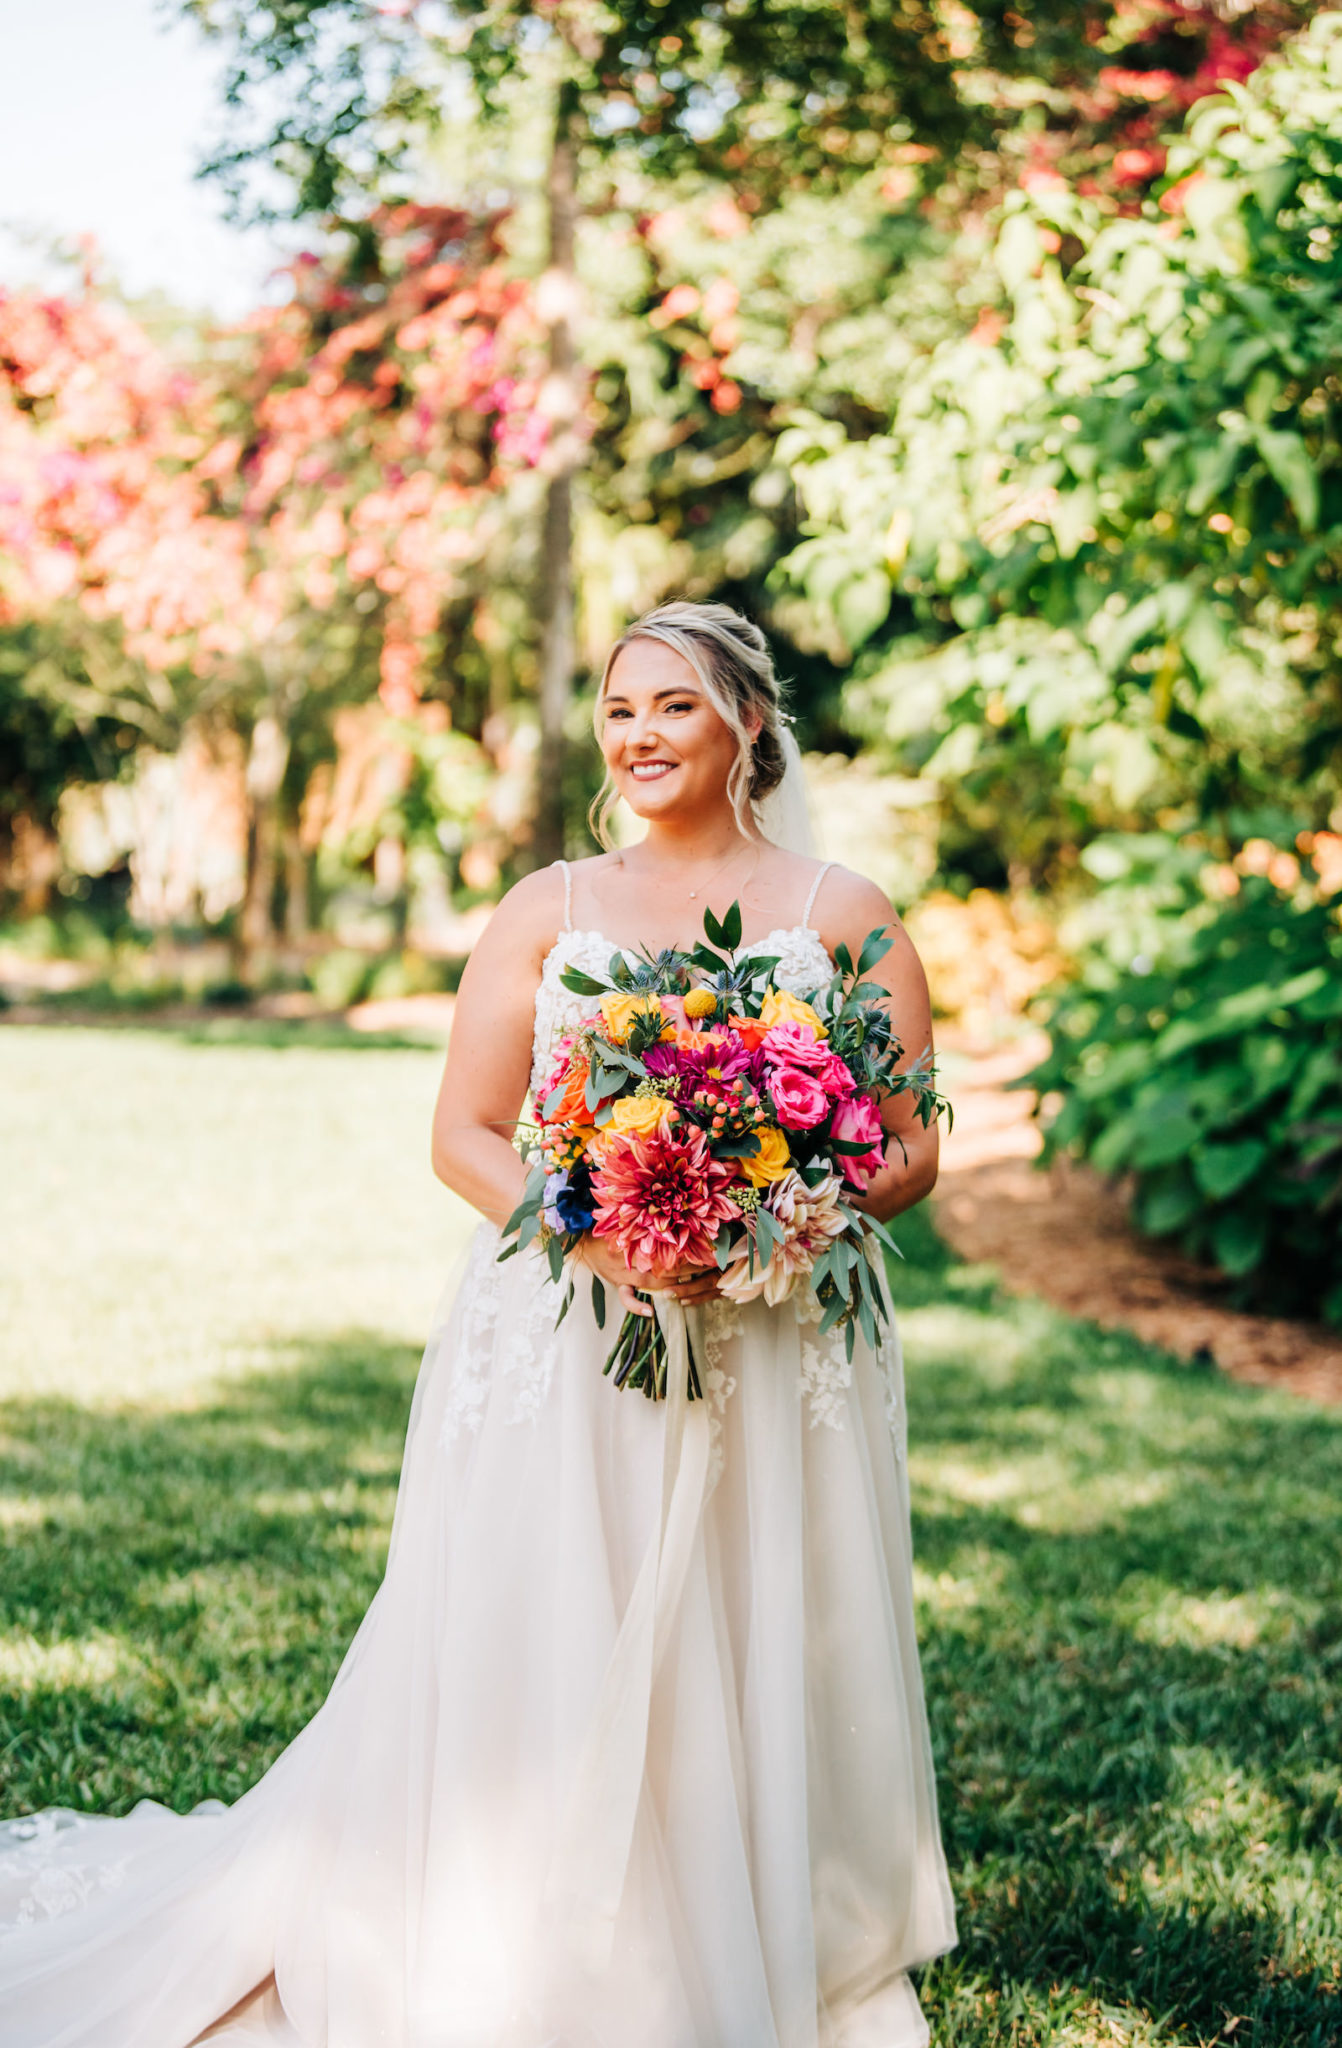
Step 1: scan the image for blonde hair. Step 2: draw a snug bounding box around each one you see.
[589,600,788,849]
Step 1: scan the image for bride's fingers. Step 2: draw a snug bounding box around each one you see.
[618,1284,654,1318]
[670,1274,720,1301]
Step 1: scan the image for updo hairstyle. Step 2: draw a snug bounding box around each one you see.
[590,599,788,848]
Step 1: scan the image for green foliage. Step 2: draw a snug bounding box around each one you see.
[1029,864,1342,1322]
[776,15,1342,881]
[185,0,1109,221]
[0,613,187,852]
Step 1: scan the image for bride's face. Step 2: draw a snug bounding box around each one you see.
[599,641,756,824]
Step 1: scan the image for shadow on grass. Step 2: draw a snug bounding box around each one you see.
[1,1219,1338,2045]
[890,1207,1342,2044]
[0,1332,420,1816]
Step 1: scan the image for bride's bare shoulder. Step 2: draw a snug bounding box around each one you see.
[809,861,903,932]
[471,862,569,969]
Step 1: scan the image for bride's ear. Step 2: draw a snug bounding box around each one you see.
[743,709,763,743]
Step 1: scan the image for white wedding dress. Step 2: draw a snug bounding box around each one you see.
[0,863,956,2048]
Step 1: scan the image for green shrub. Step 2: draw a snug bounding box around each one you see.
[307,948,377,1010]
[1028,874,1342,1325]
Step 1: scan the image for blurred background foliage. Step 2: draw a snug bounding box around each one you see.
[1,0,1339,1317]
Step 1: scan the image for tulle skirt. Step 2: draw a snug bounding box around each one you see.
[0,1224,955,2047]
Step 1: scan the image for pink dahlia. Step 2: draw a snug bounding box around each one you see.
[591,1125,740,1276]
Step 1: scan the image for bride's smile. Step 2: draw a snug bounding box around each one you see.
[598,636,759,830]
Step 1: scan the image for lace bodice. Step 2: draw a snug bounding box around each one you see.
[529,924,835,1096]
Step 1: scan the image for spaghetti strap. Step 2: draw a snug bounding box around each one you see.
[556,858,573,932]
[801,859,835,931]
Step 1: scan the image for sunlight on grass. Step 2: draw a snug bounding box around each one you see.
[1,1027,1339,2045]
[0,1025,475,1405]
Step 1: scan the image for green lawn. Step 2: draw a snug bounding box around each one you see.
[1,1025,1338,2046]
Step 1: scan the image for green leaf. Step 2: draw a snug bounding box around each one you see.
[1091,1113,1142,1175]
[1193,1139,1269,1202]
[714,1220,735,1271]
[1211,1205,1269,1278]
[1134,1171,1200,1237]
[702,900,743,953]
[856,926,893,976]
[836,568,892,649]
[1129,1112,1201,1170]
[754,1208,778,1270]
[591,1275,606,1329]
[560,968,609,997]
[1255,426,1319,532]
[818,1291,848,1336]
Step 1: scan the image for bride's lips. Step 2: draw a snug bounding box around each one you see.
[628,759,678,781]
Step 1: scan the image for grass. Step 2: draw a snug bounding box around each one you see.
[2,1024,1339,2045]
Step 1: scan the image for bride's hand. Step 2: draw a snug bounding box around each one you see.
[574,1238,720,1318]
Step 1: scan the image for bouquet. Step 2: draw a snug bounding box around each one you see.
[500,901,946,1398]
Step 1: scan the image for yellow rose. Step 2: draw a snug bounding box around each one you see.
[759,986,827,1038]
[599,990,669,1045]
[596,1094,679,1150]
[732,1123,792,1188]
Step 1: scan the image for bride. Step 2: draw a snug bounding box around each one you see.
[0,600,956,2046]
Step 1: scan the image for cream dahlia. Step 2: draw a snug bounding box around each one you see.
[718,1169,849,1306]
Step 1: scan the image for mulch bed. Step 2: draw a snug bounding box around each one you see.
[933,1035,1342,1408]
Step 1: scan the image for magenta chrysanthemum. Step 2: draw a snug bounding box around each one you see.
[591,1125,740,1276]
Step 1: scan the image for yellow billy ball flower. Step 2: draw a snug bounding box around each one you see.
[599,990,667,1045]
[683,987,719,1021]
[733,1123,792,1188]
[759,986,827,1037]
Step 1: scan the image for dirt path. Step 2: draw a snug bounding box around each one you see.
[933,1035,1342,1407]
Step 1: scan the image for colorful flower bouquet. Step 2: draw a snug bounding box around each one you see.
[501,902,946,1398]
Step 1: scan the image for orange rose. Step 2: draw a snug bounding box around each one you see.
[542,1051,590,1126]
[728,1013,770,1052]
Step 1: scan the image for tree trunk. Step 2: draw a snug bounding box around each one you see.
[235,709,290,984]
[533,95,581,869]
[283,812,310,949]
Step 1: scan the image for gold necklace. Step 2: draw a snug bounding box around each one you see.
[623,837,760,904]
[685,839,759,902]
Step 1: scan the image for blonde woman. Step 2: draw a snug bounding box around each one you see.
[1,601,955,2047]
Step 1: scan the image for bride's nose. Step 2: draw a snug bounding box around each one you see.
[626,709,664,750]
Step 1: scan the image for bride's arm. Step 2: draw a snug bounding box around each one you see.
[815,868,940,1227]
[431,869,721,1315]
[430,870,561,1226]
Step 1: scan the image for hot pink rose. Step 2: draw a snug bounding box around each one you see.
[815,1050,857,1100]
[769,1065,829,1130]
[760,1020,830,1072]
[830,1093,887,1187]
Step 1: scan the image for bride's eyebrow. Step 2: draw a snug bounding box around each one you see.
[603,685,702,707]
